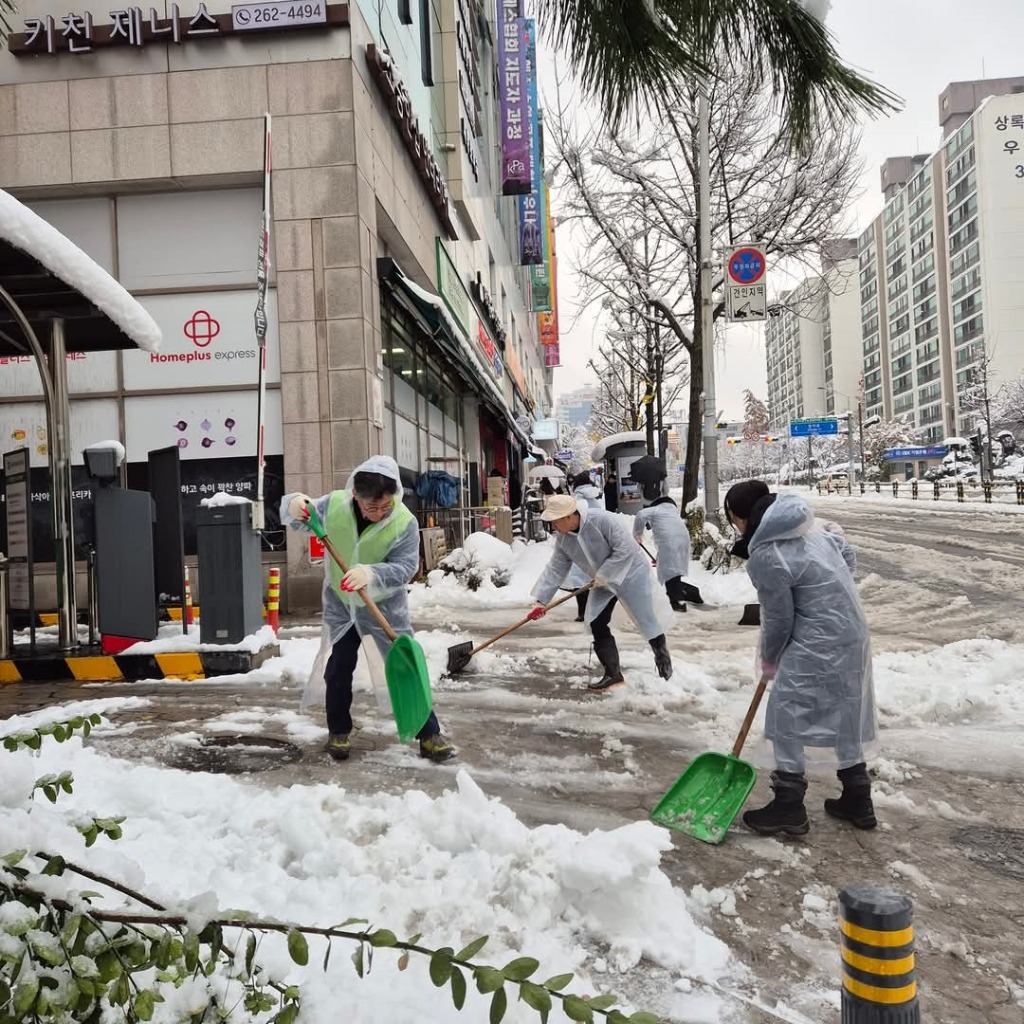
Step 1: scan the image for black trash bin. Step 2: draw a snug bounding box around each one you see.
[195,502,263,644]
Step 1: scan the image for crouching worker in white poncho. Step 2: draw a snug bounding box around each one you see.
[632,495,695,612]
[281,456,454,763]
[725,484,876,837]
[528,494,673,691]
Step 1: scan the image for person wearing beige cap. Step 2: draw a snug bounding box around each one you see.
[528,494,673,690]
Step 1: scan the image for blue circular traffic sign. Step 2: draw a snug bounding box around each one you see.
[728,247,766,285]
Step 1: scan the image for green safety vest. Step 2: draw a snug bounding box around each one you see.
[325,491,414,605]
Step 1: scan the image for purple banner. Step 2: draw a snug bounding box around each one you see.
[516,18,543,264]
[497,0,531,195]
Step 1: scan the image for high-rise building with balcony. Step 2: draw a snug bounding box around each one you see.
[857,78,1024,442]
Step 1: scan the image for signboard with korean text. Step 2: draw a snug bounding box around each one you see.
[122,290,280,391]
[0,350,117,398]
[516,18,543,266]
[123,390,283,462]
[436,240,471,336]
[496,0,531,195]
[789,417,838,438]
[8,1,347,55]
[543,342,560,368]
[2,448,32,611]
[529,137,553,310]
[883,446,948,461]
[476,322,504,381]
[725,244,767,322]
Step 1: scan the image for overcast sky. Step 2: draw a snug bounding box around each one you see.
[547,0,1024,420]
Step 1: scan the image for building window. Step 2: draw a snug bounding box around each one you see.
[419,0,433,86]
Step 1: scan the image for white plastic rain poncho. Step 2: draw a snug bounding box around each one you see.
[746,493,875,767]
[563,484,604,590]
[532,502,663,640]
[280,455,419,708]
[632,497,690,585]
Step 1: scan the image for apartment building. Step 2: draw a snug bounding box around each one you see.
[765,240,860,430]
[857,78,1024,442]
[554,385,597,426]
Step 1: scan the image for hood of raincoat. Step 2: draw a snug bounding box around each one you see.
[573,484,602,502]
[646,495,676,509]
[345,454,404,503]
[748,492,814,552]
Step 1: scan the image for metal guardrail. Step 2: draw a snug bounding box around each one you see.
[815,478,1024,505]
[415,505,514,553]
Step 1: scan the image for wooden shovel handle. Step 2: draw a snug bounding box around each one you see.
[319,534,398,642]
[731,675,769,759]
[469,582,596,657]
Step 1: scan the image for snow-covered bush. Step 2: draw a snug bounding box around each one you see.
[685,506,740,573]
[437,532,513,590]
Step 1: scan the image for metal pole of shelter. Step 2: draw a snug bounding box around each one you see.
[698,82,720,515]
[845,412,855,494]
[0,287,78,651]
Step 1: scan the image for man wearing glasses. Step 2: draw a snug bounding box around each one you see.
[282,455,454,763]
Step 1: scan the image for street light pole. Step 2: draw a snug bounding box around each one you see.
[699,82,719,515]
[858,403,865,495]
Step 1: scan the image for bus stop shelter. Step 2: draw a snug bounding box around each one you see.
[0,189,161,652]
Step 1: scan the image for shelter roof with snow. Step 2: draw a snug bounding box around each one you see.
[591,431,647,461]
[0,189,161,356]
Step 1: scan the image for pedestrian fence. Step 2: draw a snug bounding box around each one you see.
[415,505,515,557]
[816,478,1024,506]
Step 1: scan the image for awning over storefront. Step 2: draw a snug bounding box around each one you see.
[377,257,530,448]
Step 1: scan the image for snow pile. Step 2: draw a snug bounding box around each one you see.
[83,439,126,463]
[0,720,734,1022]
[0,189,162,352]
[200,491,252,507]
[121,623,278,655]
[442,531,515,572]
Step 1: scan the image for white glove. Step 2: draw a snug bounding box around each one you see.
[593,575,609,589]
[340,565,371,593]
[287,493,314,523]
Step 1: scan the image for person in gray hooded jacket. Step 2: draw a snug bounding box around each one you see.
[632,495,694,611]
[529,494,673,690]
[725,485,876,836]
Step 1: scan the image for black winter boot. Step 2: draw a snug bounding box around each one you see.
[742,771,810,836]
[649,634,673,680]
[824,763,877,829]
[589,636,625,691]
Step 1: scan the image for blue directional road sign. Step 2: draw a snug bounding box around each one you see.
[882,446,948,461]
[789,417,839,438]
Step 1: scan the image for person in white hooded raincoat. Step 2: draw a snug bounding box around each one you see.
[561,471,605,621]
[528,494,673,690]
[632,495,695,611]
[724,483,876,836]
[281,456,454,763]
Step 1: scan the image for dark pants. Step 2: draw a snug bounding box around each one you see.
[324,627,440,739]
[589,595,618,642]
[666,576,687,606]
[576,591,589,619]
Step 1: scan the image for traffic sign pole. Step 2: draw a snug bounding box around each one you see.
[699,81,719,517]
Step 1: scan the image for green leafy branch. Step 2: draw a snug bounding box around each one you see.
[2,713,101,753]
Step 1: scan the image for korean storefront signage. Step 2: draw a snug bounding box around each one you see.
[477,322,504,381]
[529,115,553,310]
[516,19,544,266]
[470,272,507,349]
[435,239,471,335]
[496,0,531,195]
[367,45,459,241]
[8,1,348,55]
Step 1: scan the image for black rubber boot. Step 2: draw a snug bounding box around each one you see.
[589,636,625,691]
[742,771,810,836]
[824,763,877,829]
[649,634,673,680]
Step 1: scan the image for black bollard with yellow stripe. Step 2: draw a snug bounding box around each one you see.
[839,885,919,1023]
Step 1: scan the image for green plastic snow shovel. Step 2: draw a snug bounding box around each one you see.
[650,674,769,845]
[305,501,432,742]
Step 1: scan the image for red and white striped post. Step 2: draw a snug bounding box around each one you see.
[267,567,280,634]
[184,568,194,626]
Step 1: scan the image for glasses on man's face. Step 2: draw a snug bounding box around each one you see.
[355,496,392,514]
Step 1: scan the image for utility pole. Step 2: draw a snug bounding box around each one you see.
[699,82,719,515]
[845,411,855,494]
[857,403,865,494]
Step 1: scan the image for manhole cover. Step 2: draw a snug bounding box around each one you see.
[165,734,303,775]
[953,826,1024,881]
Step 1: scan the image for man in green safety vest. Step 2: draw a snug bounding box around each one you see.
[282,455,454,763]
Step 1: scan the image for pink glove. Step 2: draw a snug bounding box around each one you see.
[760,660,778,681]
[526,604,546,621]
[652,559,658,567]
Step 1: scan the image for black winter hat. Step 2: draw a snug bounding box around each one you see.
[724,480,770,522]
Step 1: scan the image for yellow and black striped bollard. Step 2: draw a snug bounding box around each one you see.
[839,884,918,1023]
[267,567,280,635]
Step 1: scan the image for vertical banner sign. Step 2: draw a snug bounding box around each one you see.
[529,110,553,311]
[516,18,543,265]
[253,112,273,531]
[538,185,560,366]
[3,448,33,623]
[496,0,531,195]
